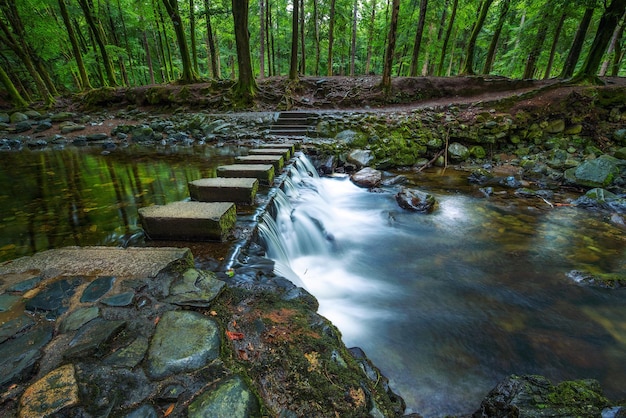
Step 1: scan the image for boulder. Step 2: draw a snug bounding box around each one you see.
[10,112,28,124]
[573,188,626,213]
[351,167,381,188]
[545,119,565,133]
[448,142,470,162]
[395,187,436,213]
[566,155,620,188]
[347,149,374,167]
[335,129,363,145]
[614,128,626,145]
[614,147,626,160]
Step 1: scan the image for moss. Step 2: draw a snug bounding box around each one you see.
[546,379,610,411]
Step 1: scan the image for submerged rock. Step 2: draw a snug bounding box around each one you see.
[351,167,382,188]
[395,187,436,213]
[566,270,626,289]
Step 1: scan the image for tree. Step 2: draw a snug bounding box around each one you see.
[204,0,220,78]
[77,0,118,86]
[289,0,299,80]
[599,12,625,76]
[232,0,257,97]
[0,65,28,107]
[482,0,511,74]
[544,11,567,79]
[437,0,458,76]
[259,0,266,78]
[574,0,626,81]
[461,0,495,75]
[350,0,358,76]
[58,0,91,90]
[409,0,428,77]
[327,0,336,75]
[560,4,596,78]
[381,0,400,91]
[161,0,198,82]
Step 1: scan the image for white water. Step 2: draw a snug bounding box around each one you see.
[258,153,626,417]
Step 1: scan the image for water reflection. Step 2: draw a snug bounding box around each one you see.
[0,145,238,262]
[260,163,626,417]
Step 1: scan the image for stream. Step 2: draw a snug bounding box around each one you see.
[1,146,625,416]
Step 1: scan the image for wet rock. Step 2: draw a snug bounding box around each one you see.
[86,132,110,141]
[125,405,158,418]
[469,145,487,159]
[347,149,374,167]
[0,292,21,312]
[64,318,127,358]
[19,364,79,418]
[59,306,99,333]
[351,167,382,188]
[614,128,626,145]
[566,270,626,289]
[101,291,135,306]
[10,112,28,123]
[448,142,470,161]
[614,147,626,160]
[147,310,220,379]
[573,188,626,213]
[336,129,363,145]
[396,187,436,213]
[565,155,620,188]
[14,121,32,133]
[25,276,83,320]
[131,125,157,142]
[33,121,53,132]
[80,276,115,302]
[499,176,522,188]
[103,336,149,368]
[165,268,225,308]
[0,322,54,388]
[545,119,565,134]
[50,111,74,122]
[188,375,260,418]
[468,167,494,185]
[0,314,35,343]
[381,175,408,186]
[60,122,86,134]
[0,112,9,123]
[5,273,42,292]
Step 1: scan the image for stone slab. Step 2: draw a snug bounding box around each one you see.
[138,201,236,242]
[235,155,284,171]
[0,247,191,281]
[248,148,292,160]
[259,143,296,156]
[217,164,275,185]
[189,177,258,204]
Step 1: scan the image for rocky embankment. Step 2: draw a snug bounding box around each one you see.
[1,83,626,417]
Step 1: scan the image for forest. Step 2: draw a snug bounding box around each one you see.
[0,0,625,107]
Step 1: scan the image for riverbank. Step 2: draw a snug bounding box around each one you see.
[1,77,625,416]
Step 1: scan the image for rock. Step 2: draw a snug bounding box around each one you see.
[60,122,86,134]
[614,128,626,145]
[351,167,382,188]
[19,364,79,418]
[101,291,135,306]
[614,147,626,160]
[469,145,486,159]
[188,375,260,418]
[147,310,220,379]
[86,133,110,141]
[468,168,494,185]
[347,149,374,167]
[165,268,225,308]
[395,187,436,213]
[545,119,565,133]
[566,270,626,289]
[0,323,54,388]
[59,306,100,333]
[80,276,115,302]
[25,276,83,320]
[499,176,522,188]
[473,375,610,418]
[50,112,74,122]
[64,318,127,358]
[103,336,149,368]
[335,129,363,145]
[448,142,470,161]
[0,315,35,343]
[131,125,157,142]
[567,155,620,188]
[14,121,32,133]
[0,113,9,123]
[564,124,583,135]
[125,405,158,418]
[34,121,53,132]
[10,112,28,124]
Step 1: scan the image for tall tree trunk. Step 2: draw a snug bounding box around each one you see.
[575,0,626,81]
[269,1,276,75]
[365,0,376,74]
[116,0,138,85]
[409,0,428,76]
[189,0,199,73]
[204,0,220,78]
[259,0,266,78]
[155,0,175,80]
[266,0,273,76]
[313,0,320,75]
[327,0,336,75]
[381,0,400,90]
[523,19,550,79]
[105,1,129,86]
[300,0,306,74]
[0,65,28,107]
[77,0,117,86]
[289,0,299,80]
[560,6,595,78]
[232,0,257,97]
[482,0,510,74]
[544,12,567,79]
[612,19,625,75]
[142,30,156,84]
[462,0,494,75]
[350,0,358,76]
[599,12,625,76]
[58,0,91,89]
[161,0,198,83]
[436,0,449,41]
[437,0,458,76]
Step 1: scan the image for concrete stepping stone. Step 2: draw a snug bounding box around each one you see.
[235,154,284,171]
[217,164,275,185]
[259,143,296,156]
[138,201,236,242]
[248,148,292,160]
[189,177,258,205]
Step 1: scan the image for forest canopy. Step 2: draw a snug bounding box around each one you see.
[0,0,624,106]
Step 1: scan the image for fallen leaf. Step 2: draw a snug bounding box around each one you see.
[226,330,244,340]
[238,350,249,360]
[163,404,175,416]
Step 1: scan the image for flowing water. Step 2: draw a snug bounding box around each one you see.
[260,154,626,417]
[1,146,625,416]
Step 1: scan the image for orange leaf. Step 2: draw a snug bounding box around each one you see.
[164,404,175,416]
[226,330,245,340]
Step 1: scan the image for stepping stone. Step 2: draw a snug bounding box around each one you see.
[259,143,296,156]
[235,155,284,171]
[138,201,236,242]
[217,164,275,185]
[189,177,258,205]
[249,148,292,160]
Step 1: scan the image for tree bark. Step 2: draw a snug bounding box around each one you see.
[612,18,625,75]
[365,0,376,74]
[259,0,265,78]
[300,0,306,74]
[350,0,358,75]
[161,0,198,83]
[0,64,28,107]
[462,0,494,75]
[232,0,257,97]
[409,0,428,77]
[544,11,567,79]
[523,18,550,79]
[381,0,400,91]
[142,29,156,84]
[189,0,199,74]
[289,0,299,80]
[313,0,320,75]
[58,0,91,90]
[437,0,458,76]
[204,0,220,78]
[599,12,625,76]
[575,0,626,80]
[77,0,117,86]
[327,0,336,75]
[482,0,510,74]
[560,6,595,78]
